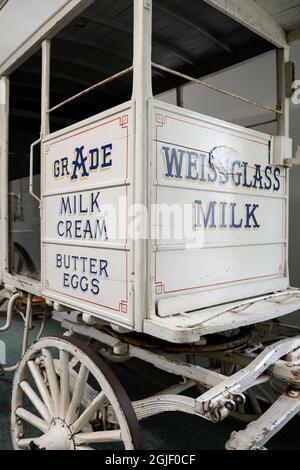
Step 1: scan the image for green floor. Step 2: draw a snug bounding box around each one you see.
[1,314,300,450]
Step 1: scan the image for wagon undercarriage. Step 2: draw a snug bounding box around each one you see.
[0,286,300,449]
[59,317,300,450]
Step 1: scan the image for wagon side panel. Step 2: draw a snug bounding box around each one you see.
[150,100,289,317]
[41,102,135,328]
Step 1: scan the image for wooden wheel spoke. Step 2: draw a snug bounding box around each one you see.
[17,438,41,450]
[71,391,106,434]
[74,430,122,445]
[75,445,93,450]
[27,360,55,416]
[12,336,141,450]
[19,381,52,424]
[59,349,70,418]
[15,407,48,433]
[42,348,60,415]
[66,364,89,425]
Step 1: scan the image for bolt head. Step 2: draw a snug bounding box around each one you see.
[225,400,236,411]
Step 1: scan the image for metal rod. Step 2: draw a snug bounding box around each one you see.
[22,293,32,356]
[246,118,277,129]
[48,66,133,114]
[29,137,42,206]
[152,62,282,115]
[0,292,22,332]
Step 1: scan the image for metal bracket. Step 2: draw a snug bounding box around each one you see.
[195,336,300,420]
[270,135,293,166]
[285,61,296,98]
[285,145,300,167]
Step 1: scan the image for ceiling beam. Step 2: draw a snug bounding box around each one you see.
[11,107,74,126]
[58,33,131,63]
[58,33,164,78]
[287,28,300,43]
[21,66,118,99]
[80,12,201,70]
[52,53,131,84]
[153,2,233,54]
[0,0,95,75]
[203,0,288,49]
[12,81,96,106]
[0,0,8,12]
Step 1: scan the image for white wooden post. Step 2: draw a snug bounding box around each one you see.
[0,76,10,279]
[132,0,153,331]
[41,39,51,137]
[277,47,290,280]
[277,47,290,138]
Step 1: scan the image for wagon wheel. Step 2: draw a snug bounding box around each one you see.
[11,336,142,450]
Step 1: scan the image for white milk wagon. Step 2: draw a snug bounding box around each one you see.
[1,0,300,450]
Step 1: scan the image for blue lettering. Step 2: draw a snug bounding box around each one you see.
[91,192,101,213]
[102,144,113,168]
[54,160,60,178]
[100,260,109,278]
[163,146,184,179]
[230,203,243,228]
[186,152,198,180]
[232,160,242,186]
[89,148,99,170]
[90,258,97,275]
[195,200,217,228]
[273,168,281,191]
[245,204,260,228]
[242,162,253,188]
[56,254,62,268]
[220,202,227,228]
[57,221,64,237]
[91,279,100,295]
[71,146,89,180]
[60,197,72,215]
[253,164,264,190]
[61,157,69,177]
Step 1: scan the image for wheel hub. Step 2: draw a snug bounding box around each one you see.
[30,419,75,450]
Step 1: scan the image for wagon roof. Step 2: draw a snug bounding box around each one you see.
[3,0,300,129]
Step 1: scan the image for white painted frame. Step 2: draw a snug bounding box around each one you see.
[0,0,294,332]
[0,0,95,76]
[203,0,288,49]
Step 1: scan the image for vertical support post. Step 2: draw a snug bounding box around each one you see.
[0,76,10,279]
[41,39,51,137]
[39,40,51,292]
[277,47,290,280]
[132,0,153,331]
[277,47,290,137]
[176,86,184,107]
